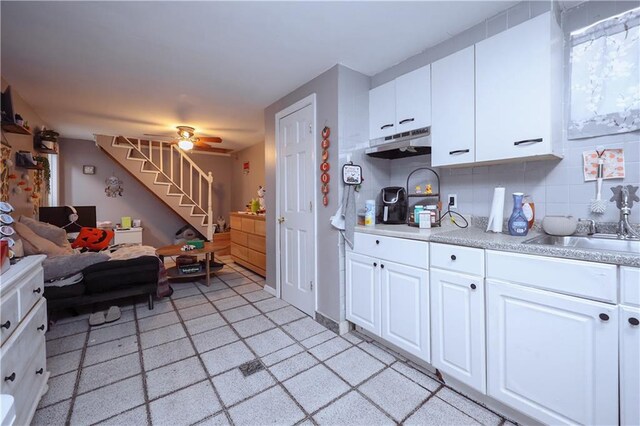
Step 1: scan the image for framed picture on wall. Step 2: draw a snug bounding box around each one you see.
[83,165,96,175]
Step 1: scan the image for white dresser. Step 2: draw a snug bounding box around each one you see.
[0,255,49,426]
[113,228,143,245]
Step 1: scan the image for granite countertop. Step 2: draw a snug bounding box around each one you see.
[355,224,640,268]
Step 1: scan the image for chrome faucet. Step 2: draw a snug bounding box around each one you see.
[610,185,640,239]
[579,218,597,235]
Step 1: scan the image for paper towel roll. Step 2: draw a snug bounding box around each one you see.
[486,187,505,233]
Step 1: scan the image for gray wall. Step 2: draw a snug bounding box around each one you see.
[231,141,265,212]
[264,65,341,322]
[59,138,232,246]
[360,1,640,224]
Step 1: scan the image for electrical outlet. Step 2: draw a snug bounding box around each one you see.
[448,194,458,209]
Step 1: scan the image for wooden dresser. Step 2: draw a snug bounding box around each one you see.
[0,255,49,425]
[230,213,266,276]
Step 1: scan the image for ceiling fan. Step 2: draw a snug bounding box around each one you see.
[144,126,222,151]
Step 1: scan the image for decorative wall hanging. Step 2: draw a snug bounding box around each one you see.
[582,148,625,180]
[342,163,362,185]
[243,162,250,175]
[83,165,96,175]
[1,145,12,202]
[320,126,331,206]
[105,174,124,197]
[568,7,640,139]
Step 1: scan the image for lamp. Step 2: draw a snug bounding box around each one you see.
[178,138,194,150]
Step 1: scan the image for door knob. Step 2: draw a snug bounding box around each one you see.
[277,216,285,224]
[470,284,477,290]
[37,324,45,331]
[36,368,44,375]
[33,287,41,294]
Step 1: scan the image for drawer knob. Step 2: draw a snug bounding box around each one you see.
[450,255,457,261]
[599,313,610,321]
[629,317,640,326]
[33,287,42,294]
[380,264,385,269]
[4,372,15,382]
[375,240,380,245]
[373,262,377,267]
[470,284,477,290]
[36,368,44,375]
[37,324,45,331]
[1,320,10,330]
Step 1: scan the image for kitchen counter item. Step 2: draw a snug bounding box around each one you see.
[406,167,441,227]
[542,215,578,236]
[377,187,406,224]
[486,187,506,233]
[507,193,529,236]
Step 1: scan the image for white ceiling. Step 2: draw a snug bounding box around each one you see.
[1,1,517,151]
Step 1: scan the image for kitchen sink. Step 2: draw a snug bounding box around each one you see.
[524,234,640,254]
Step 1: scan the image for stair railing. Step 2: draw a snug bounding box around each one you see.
[116,136,214,240]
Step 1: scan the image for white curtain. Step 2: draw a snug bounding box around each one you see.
[568,7,640,139]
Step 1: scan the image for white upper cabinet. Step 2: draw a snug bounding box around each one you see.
[431,46,476,167]
[475,11,562,163]
[369,65,431,141]
[395,65,431,133]
[369,80,396,140]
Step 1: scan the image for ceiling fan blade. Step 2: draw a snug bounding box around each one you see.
[143,133,174,139]
[197,136,222,144]
[193,146,232,154]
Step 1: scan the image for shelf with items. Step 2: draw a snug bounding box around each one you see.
[406,167,442,227]
[1,122,32,135]
[33,130,59,155]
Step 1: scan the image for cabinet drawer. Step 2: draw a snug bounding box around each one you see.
[352,232,428,269]
[1,290,19,345]
[231,243,248,262]
[430,243,484,276]
[18,267,44,319]
[230,215,242,230]
[621,267,640,307]
[231,229,248,247]
[486,250,617,303]
[14,338,47,426]
[241,218,255,234]
[254,220,266,236]
[248,234,265,254]
[248,249,266,270]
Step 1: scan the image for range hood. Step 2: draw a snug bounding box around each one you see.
[365,126,431,159]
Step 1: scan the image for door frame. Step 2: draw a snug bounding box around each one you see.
[274,93,318,315]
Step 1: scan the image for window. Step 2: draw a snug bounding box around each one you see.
[568,7,640,139]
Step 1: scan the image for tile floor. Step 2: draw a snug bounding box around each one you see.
[34,255,513,426]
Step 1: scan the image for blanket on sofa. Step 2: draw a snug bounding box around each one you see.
[108,245,171,297]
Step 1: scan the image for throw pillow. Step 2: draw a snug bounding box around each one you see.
[72,227,114,251]
[19,215,69,247]
[13,221,71,257]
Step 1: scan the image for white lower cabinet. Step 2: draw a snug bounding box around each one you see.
[380,261,429,361]
[486,279,619,426]
[346,233,430,361]
[345,251,380,336]
[430,269,485,393]
[620,305,640,426]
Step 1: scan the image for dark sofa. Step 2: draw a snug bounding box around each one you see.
[44,256,159,312]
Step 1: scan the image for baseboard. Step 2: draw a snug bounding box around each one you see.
[263,285,276,296]
[315,312,350,335]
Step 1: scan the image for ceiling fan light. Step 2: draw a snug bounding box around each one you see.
[178,139,194,150]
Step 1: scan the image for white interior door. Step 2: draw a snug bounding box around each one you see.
[277,101,315,316]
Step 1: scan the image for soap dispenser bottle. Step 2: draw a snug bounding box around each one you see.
[508,192,529,236]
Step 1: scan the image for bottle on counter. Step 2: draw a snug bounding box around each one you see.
[522,194,535,229]
[508,192,529,236]
[414,205,424,225]
[365,200,375,227]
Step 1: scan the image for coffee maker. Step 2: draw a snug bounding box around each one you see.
[377,187,407,224]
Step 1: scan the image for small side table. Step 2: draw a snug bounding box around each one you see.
[113,228,143,245]
[156,241,230,286]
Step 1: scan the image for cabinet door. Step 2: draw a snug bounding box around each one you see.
[620,305,640,426]
[380,260,429,361]
[431,46,475,167]
[346,252,380,336]
[395,65,431,132]
[369,80,396,140]
[487,280,618,425]
[476,12,553,162]
[431,269,485,393]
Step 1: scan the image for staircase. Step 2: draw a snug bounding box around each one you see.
[94,135,214,240]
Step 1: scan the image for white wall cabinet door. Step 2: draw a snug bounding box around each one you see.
[620,305,640,426]
[380,260,429,361]
[369,80,396,140]
[431,46,476,167]
[430,269,485,393]
[475,12,558,163]
[346,251,381,336]
[395,65,431,133]
[487,280,619,426]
